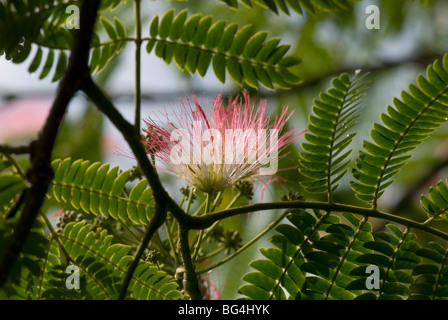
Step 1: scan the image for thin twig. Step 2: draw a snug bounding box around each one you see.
[0,144,30,155]
[117,201,167,300]
[197,208,291,275]
[133,0,142,136]
[189,200,448,241]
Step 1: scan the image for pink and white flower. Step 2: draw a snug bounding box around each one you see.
[142,92,303,194]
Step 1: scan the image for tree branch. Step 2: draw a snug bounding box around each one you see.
[179,225,202,300]
[188,201,448,241]
[118,201,167,300]
[0,0,101,288]
[0,144,30,155]
[260,51,446,98]
[133,0,142,136]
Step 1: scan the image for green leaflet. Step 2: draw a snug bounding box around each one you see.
[239,210,448,300]
[89,17,127,74]
[0,174,26,213]
[146,9,301,90]
[58,222,182,300]
[0,1,126,79]
[220,0,357,15]
[0,218,57,300]
[49,158,154,225]
[0,1,51,60]
[36,240,87,300]
[3,2,300,86]
[299,72,367,196]
[420,178,448,222]
[351,54,448,205]
[15,16,124,79]
[239,209,373,300]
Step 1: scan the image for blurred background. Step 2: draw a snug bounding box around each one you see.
[1,0,448,298]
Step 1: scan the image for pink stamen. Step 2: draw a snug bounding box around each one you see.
[140,90,305,194]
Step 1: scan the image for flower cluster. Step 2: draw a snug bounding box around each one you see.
[142,92,303,194]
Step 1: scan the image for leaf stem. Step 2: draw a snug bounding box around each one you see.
[134,0,142,136]
[39,211,72,264]
[116,219,143,244]
[324,215,369,299]
[225,191,242,209]
[166,214,180,265]
[96,37,294,73]
[326,74,353,203]
[211,191,223,211]
[197,246,226,262]
[377,227,410,299]
[192,193,212,261]
[432,247,448,300]
[194,191,243,262]
[3,152,26,178]
[268,210,332,300]
[185,186,196,214]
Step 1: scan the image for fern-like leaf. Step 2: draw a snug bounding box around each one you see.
[413,241,448,300]
[0,218,52,299]
[59,221,182,300]
[299,71,366,196]
[0,174,26,215]
[346,224,448,300]
[239,209,374,300]
[0,0,53,59]
[351,54,448,206]
[89,16,127,74]
[36,239,88,300]
[146,9,301,90]
[0,1,127,80]
[49,158,154,225]
[239,210,448,300]
[0,1,75,81]
[220,0,358,15]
